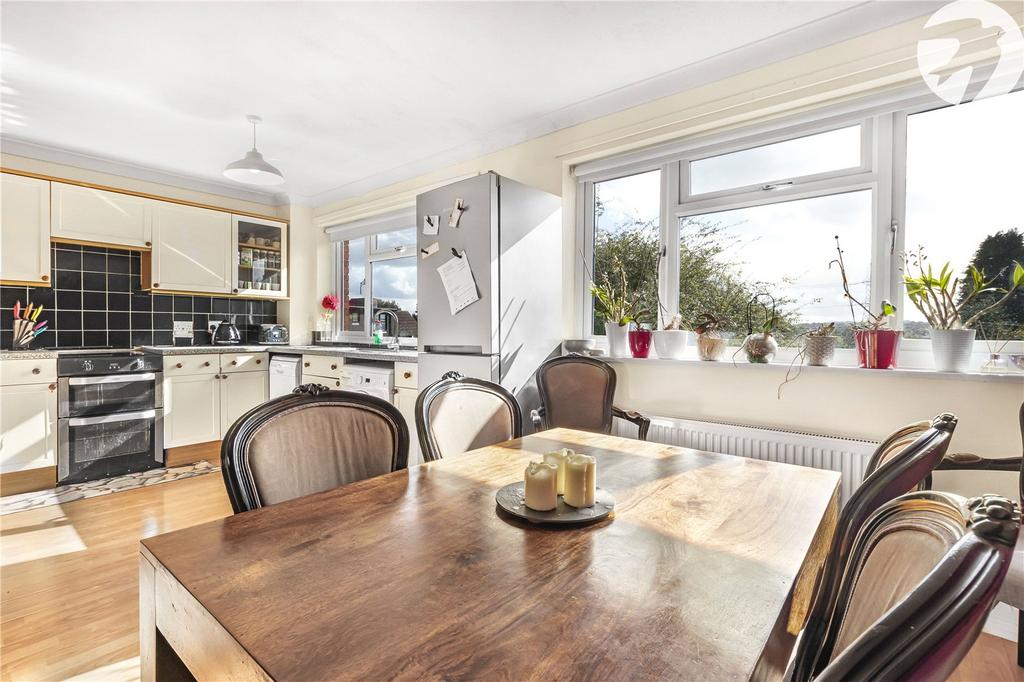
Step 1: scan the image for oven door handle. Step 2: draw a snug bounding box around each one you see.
[67,410,157,427]
[68,373,157,385]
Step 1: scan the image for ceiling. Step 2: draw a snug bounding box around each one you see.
[0,1,938,206]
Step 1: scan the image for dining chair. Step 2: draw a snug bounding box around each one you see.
[806,492,1019,681]
[530,354,651,440]
[415,371,523,462]
[790,412,959,681]
[221,383,409,513]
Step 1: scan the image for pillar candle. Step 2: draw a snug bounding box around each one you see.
[543,448,574,495]
[563,453,596,508]
[524,461,558,511]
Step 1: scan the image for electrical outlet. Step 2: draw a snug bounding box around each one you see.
[207,320,223,334]
[173,321,194,339]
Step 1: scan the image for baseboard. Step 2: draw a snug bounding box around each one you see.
[984,602,1018,643]
[0,466,57,496]
[165,441,221,468]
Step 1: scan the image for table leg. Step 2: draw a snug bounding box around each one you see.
[139,553,156,682]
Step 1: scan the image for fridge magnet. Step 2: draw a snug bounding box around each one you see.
[437,249,480,315]
[420,241,439,259]
[448,198,466,227]
[422,214,439,235]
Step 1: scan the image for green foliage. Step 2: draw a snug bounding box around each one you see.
[956,229,1024,339]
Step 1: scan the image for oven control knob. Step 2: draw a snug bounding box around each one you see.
[83,360,94,372]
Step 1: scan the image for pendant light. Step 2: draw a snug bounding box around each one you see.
[223,115,285,186]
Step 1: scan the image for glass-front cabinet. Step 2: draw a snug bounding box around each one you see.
[232,216,288,298]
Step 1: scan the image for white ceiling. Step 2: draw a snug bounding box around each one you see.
[0,1,938,206]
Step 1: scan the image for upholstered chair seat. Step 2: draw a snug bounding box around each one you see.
[416,372,522,461]
[221,384,409,513]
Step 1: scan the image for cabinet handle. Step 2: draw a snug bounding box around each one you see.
[331,363,338,370]
[304,362,310,367]
[41,275,49,281]
[403,371,412,379]
[203,361,210,367]
[32,367,40,375]
[176,362,183,369]
[153,283,160,288]
[256,359,262,364]
[145,241,152,247]
[231,360,238,365]
[48,383,56,391]
[335,380,341,387]
[232,289,239,294]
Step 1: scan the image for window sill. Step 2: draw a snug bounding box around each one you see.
[602,354,1024,384]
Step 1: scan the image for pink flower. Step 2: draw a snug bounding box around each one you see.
[321,294,339,311]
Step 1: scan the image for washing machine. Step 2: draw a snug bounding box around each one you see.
[340,364,395,404]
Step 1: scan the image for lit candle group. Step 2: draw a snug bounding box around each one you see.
[524,448,597,511]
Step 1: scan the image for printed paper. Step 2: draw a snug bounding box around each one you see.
[437,250,480,315]
[422,214,439,235]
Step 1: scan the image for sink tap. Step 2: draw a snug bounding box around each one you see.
[375,309,402,351]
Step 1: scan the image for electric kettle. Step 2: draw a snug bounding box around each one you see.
[213,318,242,345]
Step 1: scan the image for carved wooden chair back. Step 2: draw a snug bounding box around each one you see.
[415,371,523,462]
[811,492,1018,681]
[790,413,959,680]
[533,354,650,440]
[221,384,409,513]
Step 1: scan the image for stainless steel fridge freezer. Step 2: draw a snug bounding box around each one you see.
[416,172,562,426]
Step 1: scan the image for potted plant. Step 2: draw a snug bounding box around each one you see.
[315,294,339,342]
[903,248,1023,372]
[694,313,727,361]
[803,322,837,367]
[740,293,778,363]
[831,237,900,369]
[628,319,654,359]
[653,313,688,360]
[590,257,648,358]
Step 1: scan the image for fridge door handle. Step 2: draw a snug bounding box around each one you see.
[423,345,484,354]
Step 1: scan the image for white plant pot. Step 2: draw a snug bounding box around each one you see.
[930,328,976,372]
[652,329,688,360]
[604,321,631,358]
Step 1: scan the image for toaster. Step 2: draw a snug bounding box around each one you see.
[258,324,289,345]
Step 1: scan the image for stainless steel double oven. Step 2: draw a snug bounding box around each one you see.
[57,351,164,485]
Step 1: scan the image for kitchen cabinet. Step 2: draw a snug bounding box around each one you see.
[393,386,421,466]
[1,173,51,286]
[150,203,233,294]
[234,216,288,298]
[50,181,152,248]
[0,359,58,495]
[162,353,269,448]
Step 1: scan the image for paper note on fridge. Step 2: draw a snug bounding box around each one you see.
[448,198,465,227]
[422,214,439,235]
[437,251,480,315]
[420,241,439,259]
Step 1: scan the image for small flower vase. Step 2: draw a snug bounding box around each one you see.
[696,333,727,361]
[605,321,631,358]
[742,332,777,363]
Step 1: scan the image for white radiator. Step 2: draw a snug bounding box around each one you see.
[614,416,879,506]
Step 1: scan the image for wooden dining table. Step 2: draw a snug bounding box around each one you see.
[139,427,840,681]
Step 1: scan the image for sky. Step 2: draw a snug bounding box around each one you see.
[594,88,1023,328]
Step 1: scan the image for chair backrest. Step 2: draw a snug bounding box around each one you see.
[535,355,616,434]
[863,419,931,487]
[415,371,523,462]
[790,413,959,680]
[221,384,409,513]
[814,492,1018,681]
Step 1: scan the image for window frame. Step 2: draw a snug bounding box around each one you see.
[332,228,418,345]
[575,87,1024,365]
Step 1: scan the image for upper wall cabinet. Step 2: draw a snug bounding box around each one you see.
[1,173,52,286]
[233,216,288,298]
[150,203,233,294]
[50,182,153,248]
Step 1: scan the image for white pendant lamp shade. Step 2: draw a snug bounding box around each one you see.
[224,115,284,186]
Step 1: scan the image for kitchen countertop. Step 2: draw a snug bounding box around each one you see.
[0,350,59,360]
[139,344,418,363]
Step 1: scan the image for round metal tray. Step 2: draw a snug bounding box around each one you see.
[495,482,615,525]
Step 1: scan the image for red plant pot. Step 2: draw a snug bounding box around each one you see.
[629,329,653,358]
[854,329,902,369]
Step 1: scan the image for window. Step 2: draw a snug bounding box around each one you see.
[903,90,1024,341]
[578,87,1023,362]
[335,226,417,341]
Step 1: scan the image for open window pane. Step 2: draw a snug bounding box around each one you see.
[903,90,1024,340]
[374,227,416,253]
[371,256,418,337]
[591,170,661,335]
[679,190,871,347]
[341,238,366,332]
[689,125,861,195]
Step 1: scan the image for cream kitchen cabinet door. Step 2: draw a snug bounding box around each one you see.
[1,173,51,286]
[50,182,152,248]
[394,386,421,466]
[0,382,58,473]
[163,373,222,448]
[219,370,268,438]
[151,203,232,294]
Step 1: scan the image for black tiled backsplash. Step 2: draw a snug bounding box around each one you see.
[1,244,278,350]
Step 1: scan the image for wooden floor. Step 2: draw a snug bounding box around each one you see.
[0,472,1021,681]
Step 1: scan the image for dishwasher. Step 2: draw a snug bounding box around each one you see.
[269,355,302,399]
